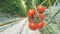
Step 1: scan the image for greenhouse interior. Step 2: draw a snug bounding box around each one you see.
[0,0,60,34]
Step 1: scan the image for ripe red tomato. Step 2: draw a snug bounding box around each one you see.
[36,5,45,13]
[38,14,45,20]
[27,9,35,17]
[28,18,33,23]
[37,21,44,28]
[29,22,37,30]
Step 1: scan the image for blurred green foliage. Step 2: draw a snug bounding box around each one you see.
[0,0,26,17]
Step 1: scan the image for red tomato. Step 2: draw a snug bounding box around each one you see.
[27,9,35,17]
[29,22,37,30]
[38,14,45,20]
[28,18,33,23]
[37,21,44,28]
[36,5,45,13]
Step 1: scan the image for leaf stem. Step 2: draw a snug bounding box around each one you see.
[53,0,58,6]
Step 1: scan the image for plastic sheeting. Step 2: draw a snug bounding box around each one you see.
[0,17,41,34]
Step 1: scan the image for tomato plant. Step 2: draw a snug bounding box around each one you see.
[27,9,35,17]
[36,5,45,13]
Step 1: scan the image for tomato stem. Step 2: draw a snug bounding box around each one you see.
[40,0,47,5]
[53,0,58,6]
[33,15,39,24]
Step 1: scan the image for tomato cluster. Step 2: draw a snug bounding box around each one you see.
[27,5,45,30]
